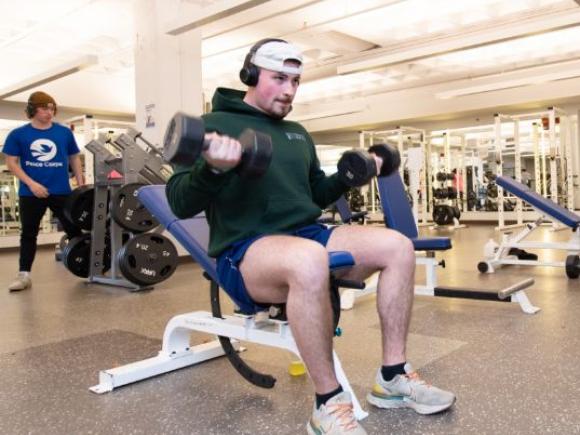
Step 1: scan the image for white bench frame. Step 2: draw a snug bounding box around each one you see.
[90,309,369,421]
[480,215,580,276]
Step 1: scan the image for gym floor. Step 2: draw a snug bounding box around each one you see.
[0,223,578,435]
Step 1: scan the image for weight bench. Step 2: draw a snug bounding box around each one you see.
[319,195,367,225]
[478,176,580,279]
[340,172,539,314]
[334,196,368,224]
[90,185,368,421]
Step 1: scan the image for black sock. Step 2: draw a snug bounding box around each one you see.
[316,385,343,409]
[381,362,406,381]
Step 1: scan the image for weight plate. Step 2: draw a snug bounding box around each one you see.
[118,233,178,286]
[62,234,111,278]
[487,183,498,198]
[64,185,94,231]
[485,199,498,212]
[110,183,159,233]
[452,206,461,220]
[59,234,69,251]
[565,255,580,279]
[432,205,448,226]
[443,205,455,225]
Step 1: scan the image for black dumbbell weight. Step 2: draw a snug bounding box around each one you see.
[369,144,401,176]
[163,112,273,179]
[467,190,477,210]
[432,188,445,200]
[487,183,498,198]
[337,144,400,187]
[337,149,376,187]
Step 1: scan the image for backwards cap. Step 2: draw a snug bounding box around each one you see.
[251,41,303,75]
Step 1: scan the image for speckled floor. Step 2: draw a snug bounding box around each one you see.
[0,223,578,435]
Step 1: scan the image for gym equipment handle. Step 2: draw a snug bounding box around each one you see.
[498,278,534,300]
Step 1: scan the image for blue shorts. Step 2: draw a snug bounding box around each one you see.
[216,223,335,314]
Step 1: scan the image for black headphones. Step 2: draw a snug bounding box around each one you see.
[239,38,288,87]
[25,101,37,119]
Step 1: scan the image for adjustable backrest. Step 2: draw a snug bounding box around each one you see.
[334,196,353,222]
[137,185,218,282]
[376,172,419,239]
[497,176,580,229]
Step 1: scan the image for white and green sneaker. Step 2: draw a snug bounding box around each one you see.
[367,363,456,415]
[307,391,367,435]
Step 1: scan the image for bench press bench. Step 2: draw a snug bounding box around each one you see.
[478,176,580,279]
[340,172,539,314]
[89,185,369,421]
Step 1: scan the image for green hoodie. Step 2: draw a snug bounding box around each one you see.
[166,87,348,257]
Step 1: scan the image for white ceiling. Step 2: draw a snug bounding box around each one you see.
[2,0,580,123]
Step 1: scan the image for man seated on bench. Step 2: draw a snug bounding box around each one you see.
[166,38,455,435]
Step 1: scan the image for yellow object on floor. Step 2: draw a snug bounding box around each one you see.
[288,360,306,376]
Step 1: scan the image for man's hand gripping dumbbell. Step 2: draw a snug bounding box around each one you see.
[163,112,273,179]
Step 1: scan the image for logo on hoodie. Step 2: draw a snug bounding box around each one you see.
[286,132,306,141]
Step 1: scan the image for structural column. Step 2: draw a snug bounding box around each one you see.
[133,0,203,148]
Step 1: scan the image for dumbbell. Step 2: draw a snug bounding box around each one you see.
[337,144,401,187]
[163,112,273,179]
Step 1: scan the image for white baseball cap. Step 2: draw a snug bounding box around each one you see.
[251,41,303,75]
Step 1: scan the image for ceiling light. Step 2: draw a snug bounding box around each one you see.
[435,67,580,99]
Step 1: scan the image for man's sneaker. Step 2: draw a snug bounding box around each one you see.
[307,391,367,435]
[8,273,31,292]
[367,363,455,415]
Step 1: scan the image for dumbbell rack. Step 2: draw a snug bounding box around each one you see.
[83,133,172,291]
[430,171,466,230]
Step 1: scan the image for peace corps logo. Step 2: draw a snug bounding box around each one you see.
[30,139,57,162]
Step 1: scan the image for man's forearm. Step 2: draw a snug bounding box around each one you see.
[69,154,84,185]
[6,159,36,188]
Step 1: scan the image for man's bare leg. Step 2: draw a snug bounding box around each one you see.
[326,225,415,366]
[239,235,339,394]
